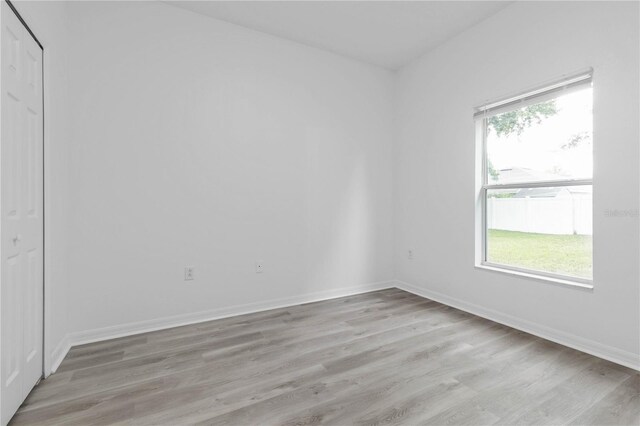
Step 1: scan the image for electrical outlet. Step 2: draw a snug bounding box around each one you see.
[184,266,195,281]
[407,250,413,260]
[256,260,264,273]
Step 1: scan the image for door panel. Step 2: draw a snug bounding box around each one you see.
[1,1,43,424]
[19,6,43,398]
[3,254,20,387]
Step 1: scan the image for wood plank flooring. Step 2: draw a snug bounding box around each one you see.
[10,289,640,425]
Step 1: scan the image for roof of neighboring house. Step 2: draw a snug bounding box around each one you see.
[514,187,564,198]
[494,167,567,184]
[491,168,592,198]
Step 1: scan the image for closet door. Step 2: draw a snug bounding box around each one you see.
[0,1,44,424]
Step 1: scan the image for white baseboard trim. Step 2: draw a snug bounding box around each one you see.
[395,280,640,371]
[50,279,637,374]
[51,281,394,370]
[49,334,71,374]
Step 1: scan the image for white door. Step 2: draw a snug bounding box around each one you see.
[0,1,44,424]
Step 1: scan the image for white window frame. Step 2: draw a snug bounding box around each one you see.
[475,71,594,287]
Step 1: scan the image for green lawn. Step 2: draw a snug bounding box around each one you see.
[487,229,592,279]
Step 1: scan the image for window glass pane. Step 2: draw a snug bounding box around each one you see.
[486,86,593,185]
[486,185,592,279]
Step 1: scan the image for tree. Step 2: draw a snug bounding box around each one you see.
[487,159,500,182]
[562,131,591,150]
[487,101,558,137]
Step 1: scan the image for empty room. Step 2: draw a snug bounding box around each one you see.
[1,0,639,424]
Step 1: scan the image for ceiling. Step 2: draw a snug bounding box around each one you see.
[166,1,513,70]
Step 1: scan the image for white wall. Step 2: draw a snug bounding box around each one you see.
[64,1,395,337]
[11,0,72,374]
[395,1,639,366]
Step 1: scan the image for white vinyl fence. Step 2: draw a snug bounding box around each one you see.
[487,195,592,235]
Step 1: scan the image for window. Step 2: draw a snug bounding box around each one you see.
[476,72,593,284]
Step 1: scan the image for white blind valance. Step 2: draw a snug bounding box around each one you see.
[474,70,593,119]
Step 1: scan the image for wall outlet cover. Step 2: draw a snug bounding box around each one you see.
[184,266,195,280]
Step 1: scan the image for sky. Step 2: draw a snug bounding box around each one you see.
[486,86,593,184]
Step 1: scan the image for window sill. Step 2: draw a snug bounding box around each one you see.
[475,263,594,291]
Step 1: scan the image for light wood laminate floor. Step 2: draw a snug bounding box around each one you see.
[11,288,640,425]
